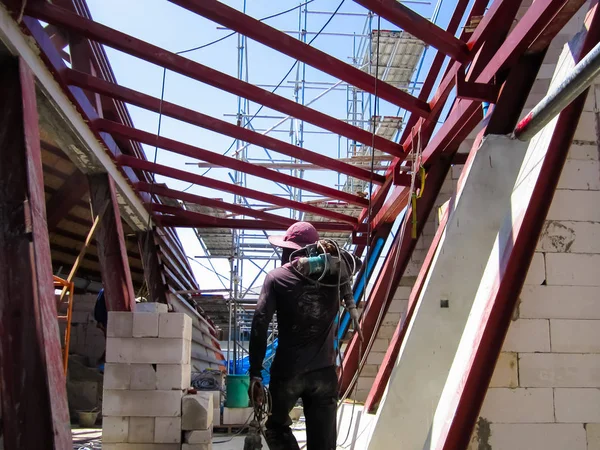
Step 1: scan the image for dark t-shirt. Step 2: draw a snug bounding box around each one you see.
[249,264,340,380]
[94,289,108,328]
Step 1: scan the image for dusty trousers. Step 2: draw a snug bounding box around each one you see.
[265,366,338,450]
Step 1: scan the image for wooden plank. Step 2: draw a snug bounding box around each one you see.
[0,57,72,449]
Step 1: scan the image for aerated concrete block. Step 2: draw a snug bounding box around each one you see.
[107,312,133,338]
[133,313,160,338]
[182,444,212,450]
[135,303,168,314]
[184,429,212,444]
[102,445,180,450]
[106,338,191,364]
[223,407,252,426]
[159,313,192,340]
[104,363,131,390]
[156,364,191,390]
[103,390,183,417]
[130,364,158,390]
[128,417,155,443]
[182,393,214,430]
[102,416,129,443]
[154,417,182,444]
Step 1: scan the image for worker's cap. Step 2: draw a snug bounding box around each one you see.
[268,221,319,250]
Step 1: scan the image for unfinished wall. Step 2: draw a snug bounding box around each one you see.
[467,6,600,449]
[354,165,463,402]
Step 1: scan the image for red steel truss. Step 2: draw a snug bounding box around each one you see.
[0,0,590,431]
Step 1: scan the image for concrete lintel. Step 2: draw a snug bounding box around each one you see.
[0,4,150,231]
[367,135,528,450]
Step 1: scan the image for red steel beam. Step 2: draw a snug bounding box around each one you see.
[117,155,360,224]
[153,204,356,232]
[63,70,404,166]
[372,0,585,228]
[136,182,297,227]
[97,119,372,207]
[137,230,168,304]
[339,155,453,395]
[438,5,600,448]
[353,0,469,63]
[88,173,136,311]
[169,0,430,118]
[0,57,72,450]
[26,3,407,153]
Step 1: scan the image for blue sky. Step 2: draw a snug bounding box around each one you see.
[84,0,461,293]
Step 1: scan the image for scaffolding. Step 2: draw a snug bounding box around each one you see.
[188,1,427,373]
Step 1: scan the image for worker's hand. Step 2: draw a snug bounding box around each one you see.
[248,377,264,407]
[349,307,363,342]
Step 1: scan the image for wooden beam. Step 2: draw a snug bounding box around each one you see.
[137,230,168,304]
[88,173,135,311]
[45,169,88,231]
[0,56,71,449]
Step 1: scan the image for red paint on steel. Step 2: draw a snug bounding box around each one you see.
[88,173,136,312]
[26,2,406,156]
[0,57,72,450]
[153,204,356,232]
[353,0,469,63]
[438,5,600,448]
[117,155,360,224]
[98,119,373,206]
[136,182,297,227]
[169,0,430,118]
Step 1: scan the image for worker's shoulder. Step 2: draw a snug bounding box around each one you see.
[265,265,298,284]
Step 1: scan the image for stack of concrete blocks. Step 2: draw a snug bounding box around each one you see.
[182,391,214,450]
[102,303,193,449]
[222,405,254,427]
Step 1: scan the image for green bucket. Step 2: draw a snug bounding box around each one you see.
[226,374,250,408]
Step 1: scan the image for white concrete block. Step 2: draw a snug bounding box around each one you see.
[103,445,179,450]
[551,319,600,353]
[154,417,181,444]
[555,388,600,422]
[490,352,518,388]
[568,143,599,160]
[377,326,396,339]
[524,253,546,285]
[136,302,168,313]
[357,377,375,391]
[182,444,212,450]
[133,313,159,338]
[213,408,221,427]
[479,388,554,423]
[587,423,600,450]
[182,393,214,430]
[130,364,157,390]
[382,312,401,326]
[546,253,600,286]
[548,190,600,222]
[128,417,155,443]
[222,407,252,426]
[106,338,191,364]
[366,351,385,365]
[537,220,600,254]
[159,312,192,340]
[361,364,379,377]
[156,364,191,390]
[503,319,550,353]
[558,160,600,190]
[102,416,129,443]
[574,111,597,142]
[184,429,212,444]
[392,286,412,301]
[520,353,600,387]
[107,312,133,338]
[472,423,587,450]
[520,285,600,319]
[371,338,390,352]
[103,390,182,417]
[104,363,131,390]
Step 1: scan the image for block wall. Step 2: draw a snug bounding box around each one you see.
[467,7,600,448]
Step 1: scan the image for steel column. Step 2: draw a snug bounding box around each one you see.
[168,0,430,118]
[88,173,136,311]
[0,57,72,450]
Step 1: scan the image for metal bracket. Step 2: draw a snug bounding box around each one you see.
[455,69,501,103]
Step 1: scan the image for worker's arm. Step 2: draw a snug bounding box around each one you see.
[249,273,277,379]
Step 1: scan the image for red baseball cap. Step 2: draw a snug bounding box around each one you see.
[268,221,319,250]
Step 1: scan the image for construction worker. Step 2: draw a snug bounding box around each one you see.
[248,222,342,450]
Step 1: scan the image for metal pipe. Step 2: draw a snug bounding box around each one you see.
[514,40,600,141]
